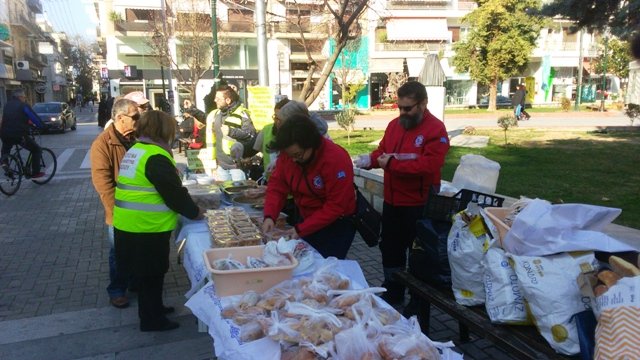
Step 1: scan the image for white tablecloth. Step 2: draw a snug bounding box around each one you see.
[175,216,211,298]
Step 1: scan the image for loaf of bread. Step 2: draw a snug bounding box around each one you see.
[597,270,621,287]
[609,255,640,278]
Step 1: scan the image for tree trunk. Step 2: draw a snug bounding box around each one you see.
[488,78,498,112]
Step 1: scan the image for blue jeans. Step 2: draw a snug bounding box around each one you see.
[106,226,128,298]
[303,217,356,259]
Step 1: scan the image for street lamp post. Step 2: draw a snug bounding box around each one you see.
[160,0,174,114]
[600,35,609,112]
[277,52,283,95]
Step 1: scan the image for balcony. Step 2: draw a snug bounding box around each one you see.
[535,41,599,58]
[219,21,255,33]
[387,0,476,11]
[375,41,451,52]
[115,21,154,34]
[27,0,43,14]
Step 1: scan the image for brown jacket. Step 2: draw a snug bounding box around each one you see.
[90,126,130,225]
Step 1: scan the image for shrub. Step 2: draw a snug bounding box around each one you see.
[560,97,571,112]
[336,108,357,144]
[497,115,518,145]
[626,104,640,125]
[463,126,477,135]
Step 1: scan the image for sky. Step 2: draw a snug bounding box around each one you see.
[41,0,98,41]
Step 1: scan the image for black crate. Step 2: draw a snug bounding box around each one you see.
[424,188,504,222]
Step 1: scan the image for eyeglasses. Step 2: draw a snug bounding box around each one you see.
[397,102,418,112]
[289,147,309,161]
[125,113,140,121]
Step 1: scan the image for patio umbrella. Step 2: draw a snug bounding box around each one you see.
[417,54,446,86]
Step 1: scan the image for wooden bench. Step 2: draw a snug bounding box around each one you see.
[394,271,572,360]
[586,104,605,111]
[177,138,191,154]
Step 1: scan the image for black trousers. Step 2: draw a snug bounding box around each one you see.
[379,202,424,268]
[1,136,42,174]
[303,217,356,260]
[114,229,171,327]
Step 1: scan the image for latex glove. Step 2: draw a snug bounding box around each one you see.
[377,153,393,168]
[353,154,371,168]
[262,218,275,234]
[230,142,244,161]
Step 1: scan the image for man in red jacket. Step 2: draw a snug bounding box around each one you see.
[354,81,450,305]
[262,115,356,259]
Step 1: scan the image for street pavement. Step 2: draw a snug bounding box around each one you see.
[1,106,631,359]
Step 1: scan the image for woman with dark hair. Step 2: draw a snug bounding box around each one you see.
[261,115,357,259]
[113,110,204,332]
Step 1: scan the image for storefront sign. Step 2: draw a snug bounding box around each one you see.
[247,86,274,131]
[100,67,109,79]
[186,148,216,172]
[0,24,10,41]
[34,82,47,94]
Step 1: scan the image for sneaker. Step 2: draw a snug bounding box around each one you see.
[31,172,46,179]
[110,296,130,309]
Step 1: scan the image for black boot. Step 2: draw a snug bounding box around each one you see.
[380,280,405,306]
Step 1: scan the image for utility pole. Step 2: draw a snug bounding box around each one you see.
[600,35,609,112]
[160,0,174,114]
[574,31,584,111]
[210,0,219,80]
[256,0,269,86]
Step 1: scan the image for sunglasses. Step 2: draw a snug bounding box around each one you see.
[397,102,418,112]
[125,113,140,121]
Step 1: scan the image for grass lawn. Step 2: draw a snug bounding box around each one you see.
[330,128,640,229]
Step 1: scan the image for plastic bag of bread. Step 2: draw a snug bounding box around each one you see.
[509,252,599,355]
[593,256,640,360]
[212,254,245,270]
[377,316,441,360]
[483,245,530,325]
[448,211,491,305]
[262,310,301,343]
[334,305,379,360]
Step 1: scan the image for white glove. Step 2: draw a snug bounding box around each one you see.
[266,152,278,174]
[353,154,371,168]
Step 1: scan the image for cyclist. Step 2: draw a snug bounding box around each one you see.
[1,89,46,178]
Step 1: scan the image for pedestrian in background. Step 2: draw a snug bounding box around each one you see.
[113,110,204,332]
[262,115,356,259]
[512,84,530,121]
[90,98,139,309]
[354,81,450,305]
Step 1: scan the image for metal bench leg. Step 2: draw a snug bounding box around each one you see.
[459,322,470,342]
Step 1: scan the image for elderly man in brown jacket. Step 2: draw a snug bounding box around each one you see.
[90,98,139,309]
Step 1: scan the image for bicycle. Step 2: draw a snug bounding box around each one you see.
[0,131,57,196]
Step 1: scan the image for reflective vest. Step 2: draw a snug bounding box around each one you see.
[113,143,178,233]
[261,123,274,175]
[205,105,250,160]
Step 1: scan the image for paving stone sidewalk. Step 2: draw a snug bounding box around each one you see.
[0,163,514,359]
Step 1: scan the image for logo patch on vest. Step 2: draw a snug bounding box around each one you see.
[313,175,324,189]
[337,170,346,179]
[119,148,145,178]
[414,135,425,147]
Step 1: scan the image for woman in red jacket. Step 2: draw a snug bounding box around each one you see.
[262,115,356,259]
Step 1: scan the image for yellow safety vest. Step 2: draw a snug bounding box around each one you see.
[113,143,178,233]
[261,123,274,175]
[205,106,250,160]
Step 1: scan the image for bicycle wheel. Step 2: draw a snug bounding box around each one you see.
[31,148,57,185]
[0,154,23,196]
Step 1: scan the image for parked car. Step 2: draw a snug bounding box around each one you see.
[478,95,512,109]
[32,102,77,133]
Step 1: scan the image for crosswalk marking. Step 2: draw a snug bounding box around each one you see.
[56,149,75,171]
[80,150,91,169]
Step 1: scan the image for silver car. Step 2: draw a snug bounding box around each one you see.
[32,102,77,133]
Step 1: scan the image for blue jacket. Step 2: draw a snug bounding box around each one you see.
[1,97,45,138]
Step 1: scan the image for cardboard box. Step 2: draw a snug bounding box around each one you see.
[203,245,298,297]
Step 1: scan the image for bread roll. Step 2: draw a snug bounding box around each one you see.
[594,284,609,297]
[609,255,640,278]
[597,270,621,287]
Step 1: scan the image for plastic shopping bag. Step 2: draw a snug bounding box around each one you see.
[509,252,598,355]
[483,246,530,325]
[448,211,490,306]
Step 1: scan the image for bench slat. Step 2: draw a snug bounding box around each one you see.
[395,271,572,360]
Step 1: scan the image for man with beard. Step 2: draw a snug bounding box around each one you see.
[262,115,356,259]
[354,81,450,305]
[205,85,257,169]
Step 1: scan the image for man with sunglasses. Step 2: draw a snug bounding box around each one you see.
[90,98,140,309]
[354,81,450,306]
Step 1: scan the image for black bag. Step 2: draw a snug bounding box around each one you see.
[352,185,382,247]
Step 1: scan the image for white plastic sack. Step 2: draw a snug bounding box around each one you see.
[503,199,637,256]
[509,252,598,355]
[448,213,490,306]
[483,246,529,324]
[451,154,500,194]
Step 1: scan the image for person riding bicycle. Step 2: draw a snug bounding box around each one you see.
[1,89,46,178]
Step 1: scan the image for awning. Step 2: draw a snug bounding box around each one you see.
[386,19,450,41]
[369,58,404,73]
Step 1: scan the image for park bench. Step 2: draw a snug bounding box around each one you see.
[586,104,605,111]
[394,271,573,360]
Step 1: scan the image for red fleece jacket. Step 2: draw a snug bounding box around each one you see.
[263,138,356,237]
[369,110,449,206]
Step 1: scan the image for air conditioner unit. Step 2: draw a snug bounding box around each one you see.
[16,61,30,70]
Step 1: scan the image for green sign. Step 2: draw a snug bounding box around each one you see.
[0,23,10,41]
